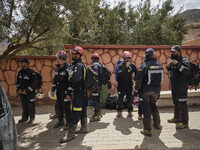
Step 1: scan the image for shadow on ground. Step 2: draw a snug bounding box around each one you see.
[15,105,109,150]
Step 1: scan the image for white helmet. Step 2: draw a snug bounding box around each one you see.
[48,90,57,100]
[36,92,45,99]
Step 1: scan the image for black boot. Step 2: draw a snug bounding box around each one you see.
[90,110,101,122]
[116,111,122,118]
[53,121,64,128]
[18,118,28,123]
[76,118,89,134]
[63,122,69,130]
[28,118,35,124]
[127,111,133,117]
[59,123,77,143]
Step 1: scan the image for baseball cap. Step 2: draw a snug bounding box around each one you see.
[18,58,30,64]
[171,45,181,52]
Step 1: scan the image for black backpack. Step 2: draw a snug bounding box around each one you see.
[106,94,118,109]
[31,71,42,90]
[188,61,200,90]
[84,66,96,90]
[99,65,111,85]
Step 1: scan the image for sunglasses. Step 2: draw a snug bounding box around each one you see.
[123,57,130,60]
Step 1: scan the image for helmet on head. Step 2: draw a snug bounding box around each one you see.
[56,51,67,60]
[91,53,100,59]
[122,51,131,58]
[145,48,155,55]
[36,92,44,99]
[48,90,57,100]
[70,46,84,56]
[145,48,155,61]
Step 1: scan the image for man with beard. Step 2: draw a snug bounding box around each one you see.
[166,45,191,129]
[60,46,88,143]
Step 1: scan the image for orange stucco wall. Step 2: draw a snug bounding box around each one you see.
[0,45,199,106]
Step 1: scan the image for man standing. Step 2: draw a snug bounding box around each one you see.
[60,46,88,143]
[17,58,36,123]
[90,53,103,122]
[134,48,163,136]
[51,51,72,129]
[116,51,137,118]
[166,45,190,129]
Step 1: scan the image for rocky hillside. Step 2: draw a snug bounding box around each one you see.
[181,9,200,24]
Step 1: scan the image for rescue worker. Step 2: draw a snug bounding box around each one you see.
[51,51,73,129]
[116,51,137,118]
[17,58,36,123]
[60,46,88,143]
[90,53,103,122]
[134,48,163,136]
[166,45,190,129]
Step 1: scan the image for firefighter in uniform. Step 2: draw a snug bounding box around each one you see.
[90,53,103,122]
[60,46,88,143]
[17,58,36,124]
[116,51,137,118]
[166,45,190,129]
[134,48,163,136]
[51,51,73,129]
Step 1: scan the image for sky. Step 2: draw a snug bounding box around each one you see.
[106,0,200,11]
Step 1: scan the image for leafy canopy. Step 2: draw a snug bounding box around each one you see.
[0,0,187,64]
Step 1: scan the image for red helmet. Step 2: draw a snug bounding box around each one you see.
[56,51,67,60]
[122,51,131,58]
[91,53,100,59]
[70,46,84,56]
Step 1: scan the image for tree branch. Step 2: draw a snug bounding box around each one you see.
[8,0,15,28]
[2,41,29,56]
[32,27,51,41]
[27,9,41,41]
[32,36,87,45]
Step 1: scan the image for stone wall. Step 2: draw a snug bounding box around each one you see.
[0,45,199,106]
[0,56,58,106]
[65,45,200,94]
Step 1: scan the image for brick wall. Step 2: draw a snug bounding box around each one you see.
[0,45,199,106]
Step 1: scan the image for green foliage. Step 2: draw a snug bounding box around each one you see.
[0,0,187,60]
[130,0,187,45]
[68,0,187,45]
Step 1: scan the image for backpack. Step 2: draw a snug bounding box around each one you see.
[106,94,118,109]
[188,61,200,90]
[84,66,96,90]
[31,71,42,90]
[99,65,111,85]
[115,60,124,81]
